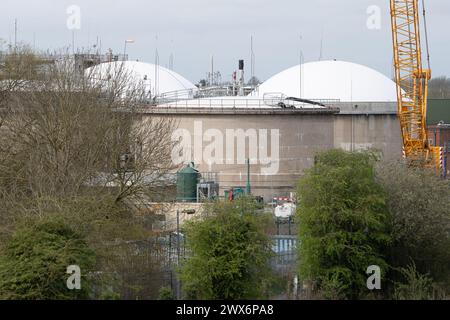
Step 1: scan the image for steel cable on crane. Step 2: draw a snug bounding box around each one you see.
[422,0,431,71]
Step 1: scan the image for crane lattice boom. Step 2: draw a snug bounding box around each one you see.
[390,0,440,168]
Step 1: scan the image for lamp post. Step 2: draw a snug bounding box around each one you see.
[175,209,196,299]
[246,158,251,195]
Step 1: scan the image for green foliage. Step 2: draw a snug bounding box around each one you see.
[0,219,95,300]
[179,197,275,300]
[377,161,450,289]
[98,288,121,300]
[158,286,176,300]
[393,263,433,300]
[0,194,164,300]
[297,149,391,299]
[297,152,450,300]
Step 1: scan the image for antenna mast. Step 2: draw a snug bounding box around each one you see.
[319,28,324,61]
[250,36,255,81]
[14,18,17,48]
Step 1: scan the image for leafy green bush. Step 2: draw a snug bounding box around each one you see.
[297,150,391,299]
[0,219,95,299]
[179,197,274,300]
[393,263,433,300]
[377,162,450,288]
[158,286,176,300]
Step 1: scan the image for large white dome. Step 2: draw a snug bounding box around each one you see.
[86,61,196,99]
[253,60,397,102]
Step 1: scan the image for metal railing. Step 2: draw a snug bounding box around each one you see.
[150,97,339,111]
[272,235,297,265]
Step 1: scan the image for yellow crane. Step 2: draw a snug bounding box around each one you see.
[390,0,441,170]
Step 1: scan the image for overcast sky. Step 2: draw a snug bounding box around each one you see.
[1,0,449,83]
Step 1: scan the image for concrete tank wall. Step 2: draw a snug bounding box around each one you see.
[171,113,335,200]
[141,104,402,201]
[334,114,402,159]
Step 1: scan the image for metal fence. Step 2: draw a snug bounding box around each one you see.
[98,232,298,299]
[155,233,298,264]
[154,233,298,276]
[271,235,298,275]
[272,235,297,263]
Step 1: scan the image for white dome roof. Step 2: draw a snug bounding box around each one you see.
[253,60,397,102]
[87,61,196,99]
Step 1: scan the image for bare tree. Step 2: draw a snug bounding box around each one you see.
[0,45,41,128]
[429,76,450,99]
[0,50,177,206]
[0,48,180,298]
[0,49,179,244]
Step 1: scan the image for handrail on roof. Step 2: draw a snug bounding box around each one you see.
[153,96,339,109]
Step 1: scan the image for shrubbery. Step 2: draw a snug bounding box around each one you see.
[297,150,391,299]
[0,220,95,299]
[297,149,450,299]
[179,198,275,300]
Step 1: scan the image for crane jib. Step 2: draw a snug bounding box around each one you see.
[390,0,441,171]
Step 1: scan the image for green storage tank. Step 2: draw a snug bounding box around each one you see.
[176,163,199,202]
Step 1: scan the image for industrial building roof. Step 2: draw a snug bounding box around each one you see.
[86,61,197,99]
[252,60,398,102]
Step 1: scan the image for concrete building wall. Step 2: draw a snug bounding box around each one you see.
[334,114,402,159]
[172,113,335,200]
[142,103,402,201]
